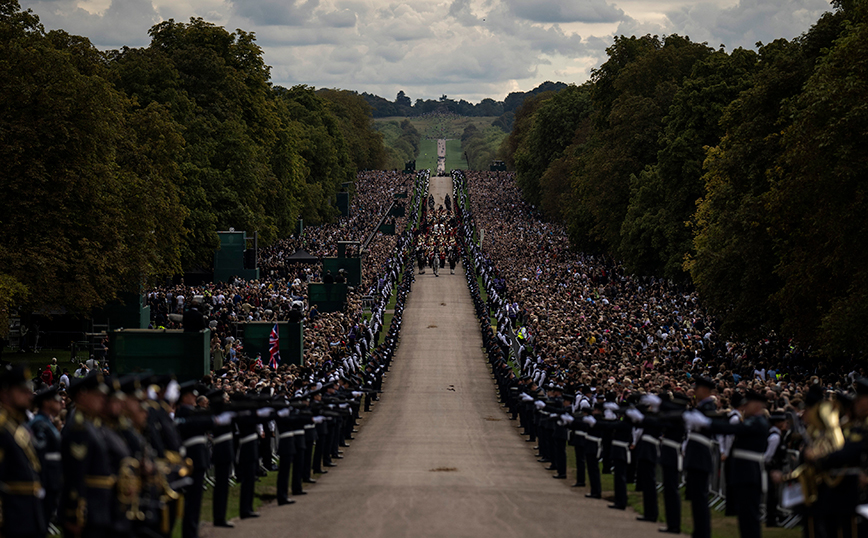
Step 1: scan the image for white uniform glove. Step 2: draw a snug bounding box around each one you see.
[312,416,325,424]
[256,407,273,417]
[626,408,645,423]
[534,400,546,410]
[352,391,364,398]
[582,415,597,427]
[214,411,235,426]
[277,408,291,418]
[521,393,534,402]
[558,413,574,426]
[683,409,711,429]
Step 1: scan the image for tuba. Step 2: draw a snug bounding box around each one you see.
[785,399,845,507]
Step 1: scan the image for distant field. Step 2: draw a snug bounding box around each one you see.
[417,138,468,172]
[375,116,499,140]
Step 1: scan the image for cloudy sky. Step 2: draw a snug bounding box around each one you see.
[20,0,833,103]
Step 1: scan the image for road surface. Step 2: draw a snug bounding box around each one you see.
[208,177,660,538]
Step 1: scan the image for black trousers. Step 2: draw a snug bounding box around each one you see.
[574,443,586,486]
[276,450,293,501]
[731,483,762,538]
[766,471,780,526]
[661,464,681,532]
[182,468,206,538]
[613,459,628,508]
[685,470,711,538]
[637,459,658,521]
[292,448,306,495]
[586,448,602,496]
[552,437,567,476]
[212,463,231,523]
[312,436,324,473]
[239,473,255,516]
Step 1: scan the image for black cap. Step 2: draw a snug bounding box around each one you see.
[730,392,745,409]
[0,364,33,391]
[68,371,108,398]
[179,380,199,397]
[563,393,576,402]
[119,375,144,398]
[34,386,60,407]
[854,377,868,396]
[694,376,716,390]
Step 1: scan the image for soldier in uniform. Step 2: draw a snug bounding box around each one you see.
[685,390,770,538]
[628,393,663,523]
[206,390,236,528]
[174,382,216,538]
[0,364,46,538]
[29,386,63,530]
[61,370,114,538]
[764,413,788,527]
[683,376,718,538]
[570,386,591,487]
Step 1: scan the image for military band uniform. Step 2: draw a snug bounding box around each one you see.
[0,405,46,538]
[28,409,62,529]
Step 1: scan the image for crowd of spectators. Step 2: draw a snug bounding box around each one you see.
[456,170,864,412]
[144,170,417,375]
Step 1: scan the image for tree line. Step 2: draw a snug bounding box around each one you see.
[500,0,868,359]
[0,1,386,319]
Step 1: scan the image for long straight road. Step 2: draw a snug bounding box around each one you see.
[211,177,661,538]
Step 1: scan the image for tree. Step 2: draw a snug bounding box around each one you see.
[318,88,387,171]
[765,4,868,354]
[0,2,186,314]
[619,48,758,278]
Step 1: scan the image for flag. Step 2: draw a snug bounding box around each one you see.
[269,323,281,369]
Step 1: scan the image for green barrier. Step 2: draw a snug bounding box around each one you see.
[336,192,350,216]
[94,291,150,330]
[378,223,396,235]
[308,283,348,313]
[214,231,259,283]
[109,329,210,382]
[240,322,303,366]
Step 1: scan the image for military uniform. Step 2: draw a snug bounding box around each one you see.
[684,395,717,538]
[0,404,46,538]
[61,409,114,537]
[28,393,62,529]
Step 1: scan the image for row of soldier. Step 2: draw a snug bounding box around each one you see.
[0,249,417,538]
[455,172,868,538]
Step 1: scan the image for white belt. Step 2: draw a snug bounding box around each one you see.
[304,424,315,430]
[44,452,61,462]
[586,435,602,460]
[612,440,631,465]
[279,431,296,439]
[574,431,587,438]
[213,432,233,445]
[293,430,305,436]
[641,435,661,447]
[732,448,768,494]
[688,432,714,448]
[661,438,683,472]
[183,435,207,448]
[239,433,258,445]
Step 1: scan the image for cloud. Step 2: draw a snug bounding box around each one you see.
[231,0,320,26]
[663,0,833,48]
[506,0,626,23]
[18,0,834,103]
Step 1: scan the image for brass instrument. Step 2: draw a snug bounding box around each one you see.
[785,400,846,507]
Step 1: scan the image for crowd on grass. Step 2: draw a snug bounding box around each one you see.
[457,170,865,417]
[143,170,416,376]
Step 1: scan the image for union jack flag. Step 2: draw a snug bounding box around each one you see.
[269,323,281,369]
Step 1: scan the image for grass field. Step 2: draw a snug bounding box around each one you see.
[417,138,468,172]
[375,116,499,140]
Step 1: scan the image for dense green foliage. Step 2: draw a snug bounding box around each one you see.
[376,119,422,169]
[500,3,868,357]
[461,125,508,172]
[0,1,386,320]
